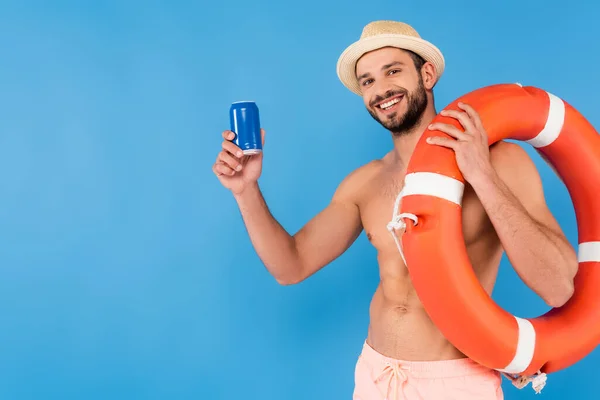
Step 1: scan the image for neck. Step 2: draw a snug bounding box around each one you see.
[391,107,437,164]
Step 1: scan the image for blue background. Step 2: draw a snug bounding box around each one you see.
[0,0,598,398]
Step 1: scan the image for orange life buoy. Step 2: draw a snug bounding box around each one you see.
[386,83,600,390]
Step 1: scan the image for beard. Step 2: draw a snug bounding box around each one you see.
[367,77,428,137]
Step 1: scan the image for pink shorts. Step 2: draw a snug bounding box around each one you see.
[354,342,504,400]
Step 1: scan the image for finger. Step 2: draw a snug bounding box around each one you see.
[222,130,236,141]
[218,150,243,171]
[429,122,470,141]
[213,161,235,176]
[426,136,459,150]
[222,140,244,158]
[212,162,223,176]
[260,128,265,146]
[457,102,485,132]
[439,109,476,134]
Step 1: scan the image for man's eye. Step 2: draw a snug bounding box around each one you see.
[388,69,401,75]
[362,79,373,86]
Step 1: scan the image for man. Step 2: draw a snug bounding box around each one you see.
[212,20,578,399]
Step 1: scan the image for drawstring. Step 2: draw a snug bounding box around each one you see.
[374,362,409,400]
[502,371,547,394]
[386,213,418,265]
[387,188,418,265]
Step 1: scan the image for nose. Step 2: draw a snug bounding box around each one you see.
[373,83,392,98]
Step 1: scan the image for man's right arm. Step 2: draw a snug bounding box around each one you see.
[234,173,363,285]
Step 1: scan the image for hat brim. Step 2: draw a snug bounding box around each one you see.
[336,34,445,96]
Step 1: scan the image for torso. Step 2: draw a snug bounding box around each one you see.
[354,151,504,361]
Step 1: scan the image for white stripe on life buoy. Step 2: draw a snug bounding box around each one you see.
[578,242,600,263]
[401,172,465,206]
[496,317,536,374]
[525,92,565,148]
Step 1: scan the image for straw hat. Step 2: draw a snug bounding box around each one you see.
[336,20,445,95]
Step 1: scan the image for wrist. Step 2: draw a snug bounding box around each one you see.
[466,163,497,189]
[233,181,260,202]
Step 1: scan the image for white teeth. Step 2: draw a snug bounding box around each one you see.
[380,97,401,110]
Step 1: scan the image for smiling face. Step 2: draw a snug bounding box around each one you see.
[355,47,435,136]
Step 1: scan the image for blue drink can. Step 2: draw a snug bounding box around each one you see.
[229,101,262,155]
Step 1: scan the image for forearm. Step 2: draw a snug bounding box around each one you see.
[470,169,577,307]
[233,183,302,284]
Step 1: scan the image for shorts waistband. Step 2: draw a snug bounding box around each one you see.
[359,342,498,379]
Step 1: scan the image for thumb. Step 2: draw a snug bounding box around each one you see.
[260,128,266,146]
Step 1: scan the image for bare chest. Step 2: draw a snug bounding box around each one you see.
[358,171,490,254]
[358,173,404,252]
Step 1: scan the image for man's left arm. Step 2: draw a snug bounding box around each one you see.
[427,102,578,308]
[470,141,578,307]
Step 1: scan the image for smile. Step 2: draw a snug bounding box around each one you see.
[376,95,404,111]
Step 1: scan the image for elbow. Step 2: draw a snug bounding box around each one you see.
[274,265,305,286]
[543,256,578,308]
[544,286,573,308]
[543,277,575,309]
[275,275,302,286]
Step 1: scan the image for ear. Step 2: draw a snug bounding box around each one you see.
[421,62,438,90]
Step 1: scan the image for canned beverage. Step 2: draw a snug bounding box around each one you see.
[229,101,262,155]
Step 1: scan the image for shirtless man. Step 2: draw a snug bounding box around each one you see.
[212,20,578,399]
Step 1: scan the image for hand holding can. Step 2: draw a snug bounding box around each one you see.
[229,101,262,155]
[212,101,265,195]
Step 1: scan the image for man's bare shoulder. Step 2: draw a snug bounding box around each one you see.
[488,140,536,177]
[488,140,547,205]
[333,158,385,202]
